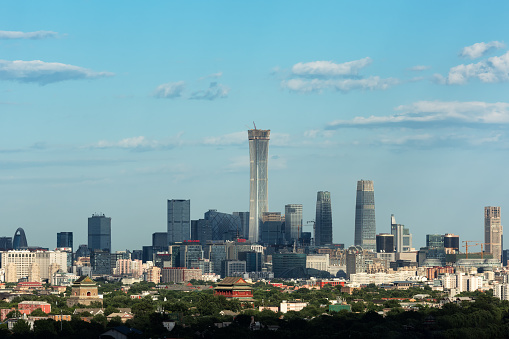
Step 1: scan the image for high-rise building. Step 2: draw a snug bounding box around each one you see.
[13,228,28,250]
[285,204,303,244]
[233,212,249,239]
[88,214,111,252]
[191,219,212,244]
[260,212,284,245]
[152,232,168,248]
[167,199,191,244]
[204,210,242,241]
[426,234,444,249]
[444,234,460,253]
[485,206,503,262]
[248,129,270,243]
[376,233,394,253]
[315,191,332,246]
[57,232,73,252]
[354,180,376,251]
[0,237,12,251]
[390,214,412,252]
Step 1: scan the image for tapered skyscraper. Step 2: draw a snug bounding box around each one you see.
[354,180,376,250]
[485,206,502,262]
[248,129,270,243]
[315,191,332,246]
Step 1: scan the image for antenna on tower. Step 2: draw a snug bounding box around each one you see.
[253,121,257,130]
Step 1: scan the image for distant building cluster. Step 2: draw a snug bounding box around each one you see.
[0,128,504,297]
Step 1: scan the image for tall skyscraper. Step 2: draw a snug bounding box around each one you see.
[315,191,332,246]
[285,204,303,244]
[57,232,73,251]
[88,214,111,252]
[248,129,270,243]
[354,180,376,251]
[167,199,191,244]
[485,206,503,262]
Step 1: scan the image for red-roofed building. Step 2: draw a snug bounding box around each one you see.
[15,282,43,291]
[18,301,51,315]
[214,277,253,300]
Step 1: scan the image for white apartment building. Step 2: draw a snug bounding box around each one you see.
[349,270,418,285]
[306,254,329,272]
[1,250,67,282]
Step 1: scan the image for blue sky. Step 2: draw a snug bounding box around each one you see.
[1,1,509,251]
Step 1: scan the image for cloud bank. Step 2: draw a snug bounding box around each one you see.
[153,81,186,98]
[434,50,509,85]
[327,100,509,129]
[460,41,505,59]
[281,57,398,93]
[0,60,113,85]
[0,30,59,40]
[190,82,229,100]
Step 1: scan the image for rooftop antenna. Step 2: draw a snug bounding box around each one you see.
[253,121,257,130]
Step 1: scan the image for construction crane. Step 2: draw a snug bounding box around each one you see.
[480,243,495,259]
[253,121,257,129]
[462,241,481,259]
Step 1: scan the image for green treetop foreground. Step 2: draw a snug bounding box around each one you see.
[0,280,508,338]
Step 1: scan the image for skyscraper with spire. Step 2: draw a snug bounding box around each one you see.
[248,128,270,243]
[354,180,376,250]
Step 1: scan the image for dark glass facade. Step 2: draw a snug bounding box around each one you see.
[0,237,12,251]
[376,234,394,253]
[152,232,168,248]
[354,180,376,251]
[426,234,445,248]
[191,219,212,243]
[57,232,73,251]
[204,210,242,241]
[88,214,111,252]
[13,228,28,249]
[315,191,332,246]
[167,199,191,244]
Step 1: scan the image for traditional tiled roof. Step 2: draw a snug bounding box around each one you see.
[72,276,96,286]
[217,277,248,286]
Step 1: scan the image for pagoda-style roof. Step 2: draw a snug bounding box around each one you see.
[72,276,97,286]
[216,277,249,286]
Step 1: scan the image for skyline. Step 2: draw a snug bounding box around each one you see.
[1,1,509,251]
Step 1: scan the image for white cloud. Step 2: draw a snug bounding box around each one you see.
[291,58,372,77]
[407,65,431,71]
[282,76,398,93]
[0,30,58,39]
[0,59,113,85]
[380,134,433,145]
[189,82,229,100]
[94,136,158,149]
[153,81,185,98]
[438,51,509,85]
[327,100,509,128]
[202,131,245,146]
[460,41,505,59]
[199,72,223,80]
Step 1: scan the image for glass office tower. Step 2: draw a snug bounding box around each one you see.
[167,199,191,244]
[315,191,332,246]
[248,129,270,243]
[88,214,111,252]
[57,232,73,251]
[285,204,303,244]
[354,180,376,251]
